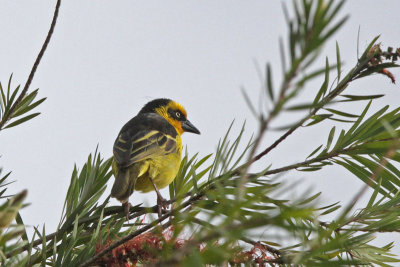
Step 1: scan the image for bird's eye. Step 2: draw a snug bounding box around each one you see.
[175,111,181,118]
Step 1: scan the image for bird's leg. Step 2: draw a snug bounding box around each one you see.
[148,177,169,217]
[122,201,131,221]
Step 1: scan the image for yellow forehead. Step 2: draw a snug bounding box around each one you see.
[166,101,187,118]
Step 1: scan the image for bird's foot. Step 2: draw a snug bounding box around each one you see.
[157,195,169,218]
[123,202,132,221]
[148,177,170,218]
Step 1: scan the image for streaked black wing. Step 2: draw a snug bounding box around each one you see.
[113,113,178,168]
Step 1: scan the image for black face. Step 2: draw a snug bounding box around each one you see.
[168,108,186,121]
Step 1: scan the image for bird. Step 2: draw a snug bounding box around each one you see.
[111,98,200,218]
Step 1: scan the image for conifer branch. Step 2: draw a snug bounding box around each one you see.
[78,193,205,267]
[0,0,61,130]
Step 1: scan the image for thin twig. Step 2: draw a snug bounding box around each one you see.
[6,191,194,258]
[78,193,204,267]
[192,217,283,256]
[248,49,378,166]
[78,212,171,267]
[339,138,400,220]
[0,0,62,130]
[241,237,282,256]
[237,44,303,199]
[7,206,138,258]
[151,216,284,266]
[250,84,346,164]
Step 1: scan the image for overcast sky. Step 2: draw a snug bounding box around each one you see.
[1,0,400,255]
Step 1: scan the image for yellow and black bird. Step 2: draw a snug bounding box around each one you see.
[111,98,200,217]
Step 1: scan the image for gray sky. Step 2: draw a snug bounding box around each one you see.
[1,0,400,256]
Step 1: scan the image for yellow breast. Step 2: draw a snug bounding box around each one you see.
[134,151,182,193]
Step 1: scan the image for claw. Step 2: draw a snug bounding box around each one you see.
[148,177,170,218]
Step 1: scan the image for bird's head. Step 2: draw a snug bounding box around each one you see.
[139,98,200,135]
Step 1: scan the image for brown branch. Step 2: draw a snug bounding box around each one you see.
[6,190,196,259]
[78,213,171,267]
[251,85,347,165]
[241,237,282,256]
[150,216,285,267]
[78,193,204,267]
[6,204,159,258]
[248,48,381,166]
[191,217,283,257]
[237,46,303,198]
[0,0,62,130]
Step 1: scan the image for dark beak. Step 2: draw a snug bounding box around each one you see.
[182,120,200,134]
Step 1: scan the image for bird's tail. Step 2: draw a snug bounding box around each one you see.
[111,168,134,202]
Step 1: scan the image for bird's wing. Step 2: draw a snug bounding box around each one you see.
[113,114,178,168]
